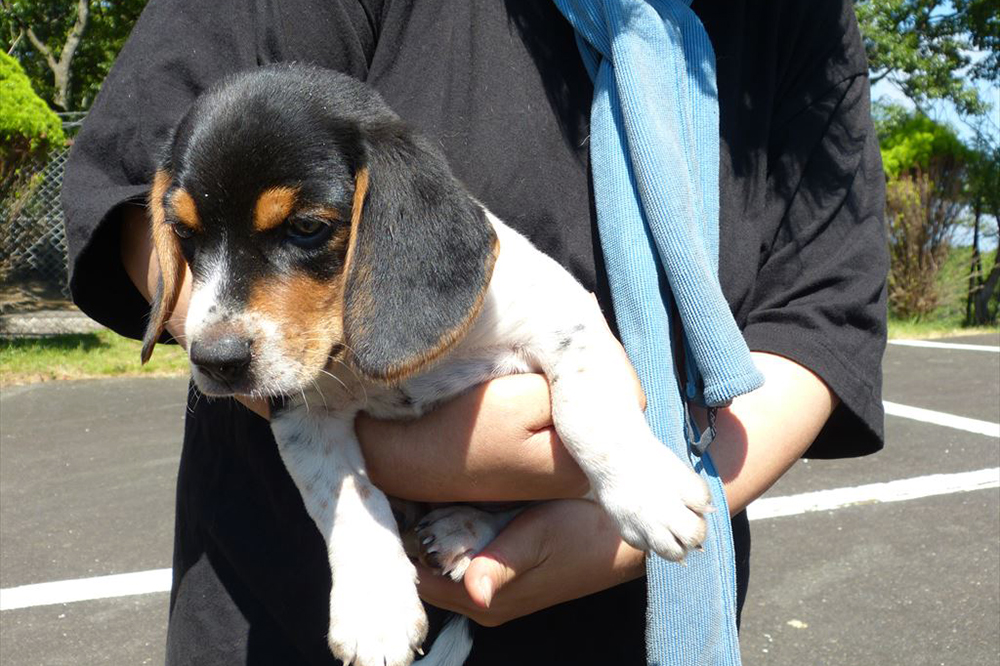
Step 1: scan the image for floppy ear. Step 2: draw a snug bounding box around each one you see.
[342,130,499,383]
[141,171,186,364]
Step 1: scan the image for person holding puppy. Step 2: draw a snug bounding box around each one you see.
[63,0,887,664]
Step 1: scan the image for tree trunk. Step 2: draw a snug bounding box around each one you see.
[23,0,89,111]
[966,199,982,325]
[974,262,1000,325]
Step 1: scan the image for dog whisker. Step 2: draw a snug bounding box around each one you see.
[316,367,351,395]
[329,356,368,407]
[310,378,330,412]
[187,382,204,414]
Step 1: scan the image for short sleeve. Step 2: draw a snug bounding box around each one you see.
[731,1,889,458]
[61,0,379,340]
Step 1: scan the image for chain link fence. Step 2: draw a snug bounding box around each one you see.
[1,146,71,296]
[1,114,103,337]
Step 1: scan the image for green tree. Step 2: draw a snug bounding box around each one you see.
[855,0,998,115]
[1,0,146,111]
[877,107,972,317]
[953,0,1000,83]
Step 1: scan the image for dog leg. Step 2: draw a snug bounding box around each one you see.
[412,505,521,581]
[272,409,428,666]
[534,313,713,562]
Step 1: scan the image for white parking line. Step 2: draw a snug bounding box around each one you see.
[748,467,1000,520]
[883,401,1000,438]
[0,568,171,611]
[4,468,999,611]
[889,339,999,352]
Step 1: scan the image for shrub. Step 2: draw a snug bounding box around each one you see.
[885,172,952,317]
[878,108,969,318]
[0,51,65,195]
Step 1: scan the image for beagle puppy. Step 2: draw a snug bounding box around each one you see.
[143,64,710,666]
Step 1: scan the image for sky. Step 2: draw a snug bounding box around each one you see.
[870,52,999,250]
[870,64,999,145]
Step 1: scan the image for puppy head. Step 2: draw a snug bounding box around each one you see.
[143,65,498,397]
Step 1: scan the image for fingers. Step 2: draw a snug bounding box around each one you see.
[416,501,646,627]
[463,543,524,609]
[414,563,469,615]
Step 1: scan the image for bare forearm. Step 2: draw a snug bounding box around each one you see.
[358,374,591,502]
[361,353,836,510]
[706,351,839,515]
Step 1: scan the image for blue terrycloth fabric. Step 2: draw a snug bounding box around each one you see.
[552,1,765,664]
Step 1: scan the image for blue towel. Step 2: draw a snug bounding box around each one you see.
[552,1,764,663]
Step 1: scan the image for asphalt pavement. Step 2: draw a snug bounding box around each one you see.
[1,333,998,665]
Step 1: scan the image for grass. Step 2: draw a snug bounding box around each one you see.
[0,329,189,387]
[888,246,999,340]
[887,318,998,339]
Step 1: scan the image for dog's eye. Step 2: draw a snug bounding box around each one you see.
[172,224,195,239]
[285,215,332,248]
[288,216,326,237]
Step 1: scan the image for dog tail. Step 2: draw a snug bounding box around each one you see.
[415,614,472,666]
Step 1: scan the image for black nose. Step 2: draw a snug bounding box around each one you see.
[190,336,252,385]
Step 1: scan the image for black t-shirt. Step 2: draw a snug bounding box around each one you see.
[61,1,888,664]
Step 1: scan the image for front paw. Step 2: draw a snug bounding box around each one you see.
[599,446,712,561]
[327,556,428,666]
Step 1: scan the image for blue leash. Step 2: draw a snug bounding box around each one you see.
[552,1,764,663]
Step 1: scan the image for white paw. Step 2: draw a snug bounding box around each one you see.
[598,444,712,562]
[416,506,503,582]
[327,550,428,666]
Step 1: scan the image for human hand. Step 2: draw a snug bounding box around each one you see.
[416,499,645,627]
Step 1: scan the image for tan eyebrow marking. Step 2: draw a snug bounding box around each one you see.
[170,188,201,232]
[300,206,343,222]
[254,186,299,232]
